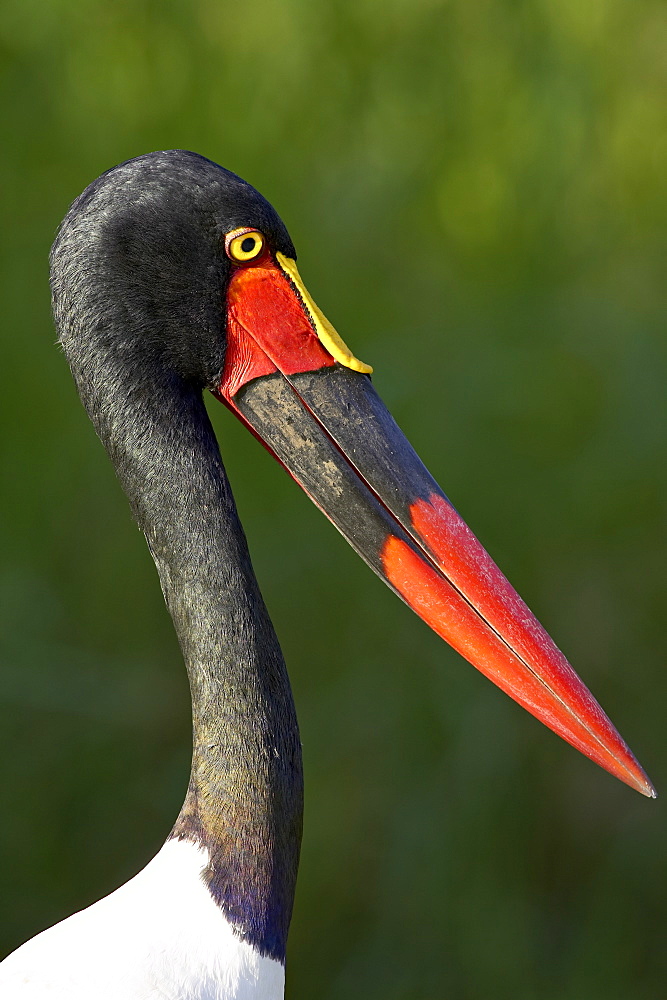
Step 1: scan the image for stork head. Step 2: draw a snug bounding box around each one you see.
[51,150,655,799]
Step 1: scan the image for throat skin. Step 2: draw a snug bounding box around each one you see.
[66,356,303,963]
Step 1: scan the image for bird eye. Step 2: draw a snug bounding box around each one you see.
[225,229,266,264]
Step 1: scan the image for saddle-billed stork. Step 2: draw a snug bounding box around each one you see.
[0,151,654,999]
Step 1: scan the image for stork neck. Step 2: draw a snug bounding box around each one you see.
[80,366,303,963]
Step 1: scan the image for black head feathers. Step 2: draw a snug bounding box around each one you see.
[51,151,295,388]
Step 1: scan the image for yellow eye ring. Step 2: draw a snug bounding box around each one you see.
[225,228,266,264]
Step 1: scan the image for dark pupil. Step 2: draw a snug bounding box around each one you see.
[241,236,256,254]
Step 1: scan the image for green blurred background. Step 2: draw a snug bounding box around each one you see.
[1,1,665,996]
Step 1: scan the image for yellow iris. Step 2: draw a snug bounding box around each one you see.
[226,229,265,263]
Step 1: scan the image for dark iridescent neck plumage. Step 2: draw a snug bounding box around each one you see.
[49,151,303,960]
[56,324,303,964]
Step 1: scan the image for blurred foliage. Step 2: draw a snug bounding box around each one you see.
[1,1,666,997]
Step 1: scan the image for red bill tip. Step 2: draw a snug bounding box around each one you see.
[381,495,655,798]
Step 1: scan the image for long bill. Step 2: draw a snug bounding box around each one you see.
[213,250,655,798]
